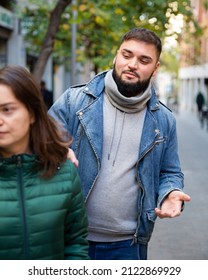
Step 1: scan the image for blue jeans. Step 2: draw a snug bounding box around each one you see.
[88,239,147,260]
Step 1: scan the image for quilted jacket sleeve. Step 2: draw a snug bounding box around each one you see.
[64,164,89,260]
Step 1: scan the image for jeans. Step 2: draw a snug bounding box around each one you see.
[88,239,147,260]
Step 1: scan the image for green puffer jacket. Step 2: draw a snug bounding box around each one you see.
[0,154,89,260]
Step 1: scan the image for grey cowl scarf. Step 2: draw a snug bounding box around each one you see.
[105,70,152,113]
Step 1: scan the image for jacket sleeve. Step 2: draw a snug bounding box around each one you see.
[64,164,89,260]
[157,116,184,208]
[48,89,71,133]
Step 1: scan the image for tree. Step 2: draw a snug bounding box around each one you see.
[21,0,197,80]
[75,0,196,73]
[34,0,72,82]
[25,0,72,82]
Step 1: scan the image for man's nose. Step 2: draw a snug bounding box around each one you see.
[128,58,138,69]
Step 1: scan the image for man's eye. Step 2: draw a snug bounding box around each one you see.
[140,59,149,64]
[140,57,152,64]
[123,54,130,59]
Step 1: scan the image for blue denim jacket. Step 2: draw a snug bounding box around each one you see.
[49,71,184,249]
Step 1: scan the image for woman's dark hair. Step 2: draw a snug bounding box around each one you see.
[120,28,162,60]
[0,65,72,178]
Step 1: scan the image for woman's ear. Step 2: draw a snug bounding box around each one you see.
[30,114,35,125]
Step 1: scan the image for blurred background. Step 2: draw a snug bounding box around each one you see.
[1,0,208,259]
[0,0,207,112]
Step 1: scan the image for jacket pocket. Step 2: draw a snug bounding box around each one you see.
[146,209,157,222]
[138,209,157,244]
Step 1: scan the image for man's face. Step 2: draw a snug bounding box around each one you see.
[113,39,160,97]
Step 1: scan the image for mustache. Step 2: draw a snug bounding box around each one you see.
[122,70,140,78]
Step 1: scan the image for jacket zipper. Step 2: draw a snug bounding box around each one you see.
[132,140,158,244]
[17,156,29,259]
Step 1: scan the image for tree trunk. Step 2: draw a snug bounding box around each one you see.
[32,0,72,83]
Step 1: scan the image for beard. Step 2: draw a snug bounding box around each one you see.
[112,66,153,98]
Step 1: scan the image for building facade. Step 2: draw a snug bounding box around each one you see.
[0,0,53,93]
[178,0,208,111]
[0,2,26,68]
[0,0,90,102]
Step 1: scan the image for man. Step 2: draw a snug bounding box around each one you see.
[49,28,190,260]
[196,91,205,119]
[40,80,53,109]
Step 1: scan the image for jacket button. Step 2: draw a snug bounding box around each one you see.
[79,112,83,116]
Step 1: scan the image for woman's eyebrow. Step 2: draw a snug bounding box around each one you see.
[0,102,15,107]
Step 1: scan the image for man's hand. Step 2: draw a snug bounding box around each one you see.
[67,148,79,168]
[155,191,191,218]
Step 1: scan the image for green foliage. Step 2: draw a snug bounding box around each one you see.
[75,0,195,72]
[160,48,180,74]
[20,0,196,72]
[203,0,208,10]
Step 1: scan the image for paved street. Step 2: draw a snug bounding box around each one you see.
[148,108,208,260]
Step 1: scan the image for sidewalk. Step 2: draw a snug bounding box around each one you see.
[148,108,208,260]
[175,109,208,139]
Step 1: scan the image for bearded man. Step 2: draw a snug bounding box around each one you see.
[49,28,190,260]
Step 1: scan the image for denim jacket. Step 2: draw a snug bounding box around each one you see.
[49,71,184,249]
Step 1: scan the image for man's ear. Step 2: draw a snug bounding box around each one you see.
[113,50,119,65]
[152,61,160,77]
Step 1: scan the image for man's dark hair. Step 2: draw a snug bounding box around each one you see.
[120,28,162,59]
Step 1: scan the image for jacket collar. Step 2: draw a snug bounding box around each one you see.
[147,87,160,112]
[83,70,108,98]
[84,70,161,112]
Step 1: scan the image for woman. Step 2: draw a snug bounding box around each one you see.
[0,65,89,260]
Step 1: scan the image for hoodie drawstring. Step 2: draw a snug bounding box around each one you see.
[108,107,126,166]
